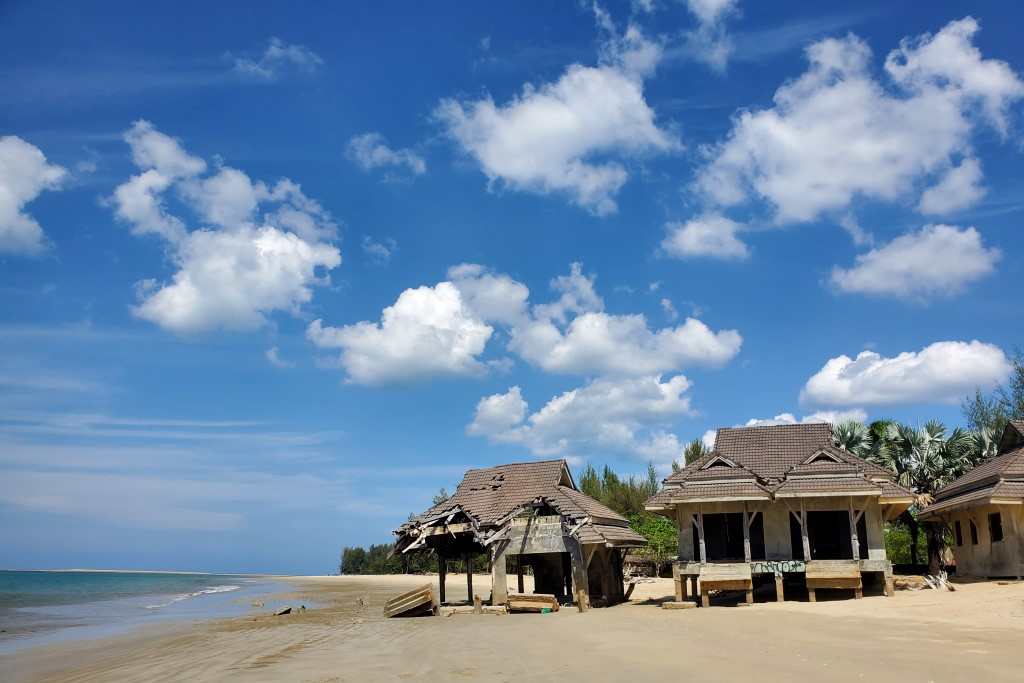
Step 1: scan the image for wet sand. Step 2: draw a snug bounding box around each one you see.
[5,574,1024,682]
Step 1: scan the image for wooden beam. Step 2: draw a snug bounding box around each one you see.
[516,555,525,594]
[697,504,707,564]
[742,502,752,563]
[465,552,473,602]
[848,497,860,561]
[491,543,508,606]
[775,575,785,602]
[437,554,446,605]
[800,499,811,561]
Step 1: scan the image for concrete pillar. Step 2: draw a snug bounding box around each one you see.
[743,503,752,563]
[678,506,695,561]
[697,505,707,563]
[865,503,886,560]
[490,544,508,605]
[566,537,590,612]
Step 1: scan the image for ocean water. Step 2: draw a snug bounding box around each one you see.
[0,570,293,654]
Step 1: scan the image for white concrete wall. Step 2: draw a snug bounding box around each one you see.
[948,504,1024,578]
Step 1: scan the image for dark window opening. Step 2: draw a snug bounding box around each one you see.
[954,520,963,547]
[969,520,978,545]
[808,510,854,560]
[989,512,1004,543]
[693,512,765,561]
[856,512,868,560]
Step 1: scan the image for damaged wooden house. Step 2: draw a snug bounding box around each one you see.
[645,423,915,605]
[918,420,1024,579]
[394,459,646,610]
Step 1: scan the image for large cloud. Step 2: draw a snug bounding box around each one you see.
[0,136,67,254]
[110,121,341,334]
[830,224,1000,299]
[801,341,1011,406]
[436,24,676,215]
[467,375,694,464]
[306,282,494,385]
[309,262,742,384]
[696,17,1023,224]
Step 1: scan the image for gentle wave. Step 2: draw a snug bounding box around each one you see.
[145,584,240,609]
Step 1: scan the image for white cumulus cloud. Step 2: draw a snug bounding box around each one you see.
[110,121,342,334]
[306,282,494,385]
[661,213,749,260]
[917,157,986,215]
[830,224,1000,299]
[467,375,694,464]
[801,341,1011,406]
[683,0,739,72]
[435,23,676,215]
[0,136,67,255]
[744,408,868,428]
[696,17,1023,225]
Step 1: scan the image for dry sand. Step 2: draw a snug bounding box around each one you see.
[5,573,1024,682]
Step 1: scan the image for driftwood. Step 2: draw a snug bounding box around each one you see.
[923,571,956,592]
[384,583,437,618]
[507,593,560,613]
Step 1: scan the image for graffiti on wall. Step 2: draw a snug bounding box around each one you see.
[750,560,806,575]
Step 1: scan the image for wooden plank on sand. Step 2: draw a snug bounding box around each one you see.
[384,583,437,618]
[507,593,560,613]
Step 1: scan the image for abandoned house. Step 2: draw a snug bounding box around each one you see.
[918,420,1024,579]
[393,459,647,610]
[645,423,915,605]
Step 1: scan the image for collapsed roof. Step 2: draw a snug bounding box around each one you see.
[395,459,646,553]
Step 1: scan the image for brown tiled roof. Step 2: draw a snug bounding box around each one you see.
[650,424,912,508]
[998,419,1024,453]
[646,481,771,507]
[920,444,1024,518]
[932,447,1024,501]
[773,476,884,497]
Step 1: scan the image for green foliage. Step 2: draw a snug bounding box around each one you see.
[576,462,676,563]
[339,544,481,575]
[628,512,678,565]
[884,522,928,565]
[962,349,1024,438]
[683,438,710,465]
[432,487,450,505]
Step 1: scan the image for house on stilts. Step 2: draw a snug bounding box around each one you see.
[645,423,915,606]
[918,420,1024,579]
[394,459,647,610]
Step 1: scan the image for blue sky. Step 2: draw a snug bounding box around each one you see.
[1,0,1022,574]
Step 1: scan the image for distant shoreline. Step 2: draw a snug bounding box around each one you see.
[0,569,282,576]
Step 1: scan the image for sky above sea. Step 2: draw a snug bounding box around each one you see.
[1,1,1022,574]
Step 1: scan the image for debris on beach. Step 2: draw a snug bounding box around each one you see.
[384,583,437,618]
[274,606,293,616]
[507,593,559,613]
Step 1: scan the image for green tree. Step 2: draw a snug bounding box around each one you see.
[683,438,710,465]
[432,488,450,505]
[962,349,1024,436]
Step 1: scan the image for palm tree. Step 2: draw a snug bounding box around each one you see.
[832,420,869,454]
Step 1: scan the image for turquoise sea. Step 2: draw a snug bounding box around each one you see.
[0,570,291,654]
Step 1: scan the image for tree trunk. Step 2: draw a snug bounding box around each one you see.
[901,511,920,566]
[925,522,945,576]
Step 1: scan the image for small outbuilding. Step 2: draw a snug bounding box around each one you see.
[918,420,1024,579]
[646,423,915,604]
[394,459,646,610]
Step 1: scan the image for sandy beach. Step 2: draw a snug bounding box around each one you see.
[4,573,1024,682]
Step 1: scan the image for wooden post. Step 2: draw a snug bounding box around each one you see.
[775,574,785,602]
[697,506,707,563]
[808,587,816,603]
[701,589,710,608]
[566,537,590,612]
[800,499,811,560]
[742,502,752,563]
[437,554,446,605]
[516,555,525,593]
[465,552,473,602]
[848,497,860,561]
[491,543,508,606]
[673,564,684,602]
